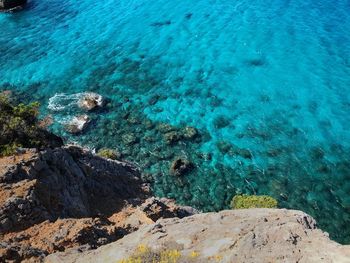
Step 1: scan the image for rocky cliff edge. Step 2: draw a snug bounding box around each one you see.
[0,146,196,262]
[47,209,350,263]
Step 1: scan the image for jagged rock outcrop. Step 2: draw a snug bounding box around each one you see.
[0,146,148,233]
[0,0,26,11]
[47,209,350,263]
[64,115,91,134]
[77,92,105,111]
[0,146,197,262]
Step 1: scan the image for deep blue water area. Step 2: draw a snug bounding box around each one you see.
[1,0,350,243]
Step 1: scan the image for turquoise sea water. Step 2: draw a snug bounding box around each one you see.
[1,0,350,242]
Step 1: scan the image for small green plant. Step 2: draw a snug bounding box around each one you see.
[0,93,62,157]
[97,148,120,160]
[231,194,278,209]
[0,143,22,156]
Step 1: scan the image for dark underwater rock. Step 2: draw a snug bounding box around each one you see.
[213,116,230,129]
[185,13,193,19]
[310,147,325,160]
[163,131,181,145]
[143,119,154,129]
[150,20,171,27]
[217,141,252,159]
[196,152,212,161]
[216,141,233,154]
[148,95,160,105]
[122,133,138,145]
[246,57,266,67]
[127,115,141,125]
[156,123,174,133]
[266,148,283,157]
[0,0,26,11]
[182,126,198,140]
[236,148,252,159]
[170,157,194,176]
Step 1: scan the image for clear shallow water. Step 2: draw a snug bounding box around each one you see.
[1,0,350,242]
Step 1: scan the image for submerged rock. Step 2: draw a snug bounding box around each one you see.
[148,95,160,105]
[196,152,212,161]
[156,123,174,133]
[182,126,198,140]
[216,141,252,159]
[143,119,154,129]
[216,141,233,154]
[213,116,230,129]
[0,0,26,10]
[236,148,252,159]
[170,157,194,176]
[127,115,141,125]
[163,131,181,145]
[122,133,138,145]
[77,92,105,111]
[64,115,90,134]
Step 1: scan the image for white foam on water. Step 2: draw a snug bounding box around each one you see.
[48,92,101,111]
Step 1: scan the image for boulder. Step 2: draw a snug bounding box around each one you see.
[64,115,90,134]
[77,92,104,111]
[0,0,26,10]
